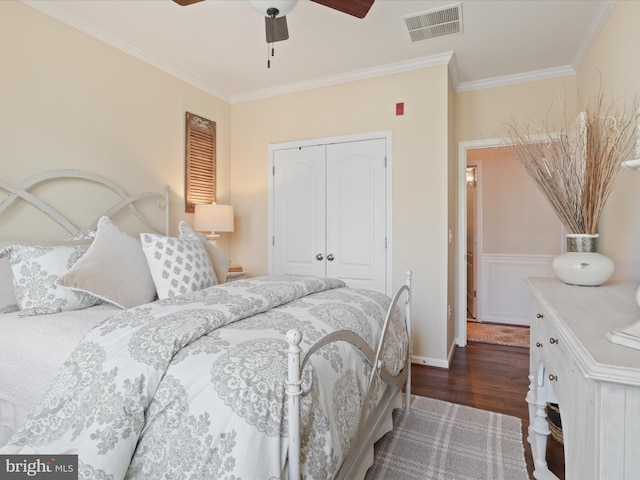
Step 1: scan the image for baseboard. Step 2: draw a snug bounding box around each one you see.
[411,355,449,369]
[479,317,530,327]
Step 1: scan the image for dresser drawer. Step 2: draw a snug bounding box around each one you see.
[531,307,576,404]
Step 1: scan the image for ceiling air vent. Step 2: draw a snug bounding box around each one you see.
[404,3,462,42]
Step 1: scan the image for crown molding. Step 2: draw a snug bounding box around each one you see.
[571,0,616,71]
[231,52,455,103]
[456,0,615,93]
[455,65,576,93]
[21,0,232,102]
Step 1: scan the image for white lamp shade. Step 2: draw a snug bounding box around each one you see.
[194,203,234,233]
[248,0,297,17]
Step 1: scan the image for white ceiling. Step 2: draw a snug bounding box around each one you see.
[24,0,615,103]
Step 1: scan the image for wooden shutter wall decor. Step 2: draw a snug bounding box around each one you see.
[185,112,216,213]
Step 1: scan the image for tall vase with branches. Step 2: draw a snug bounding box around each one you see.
[503,94,638,285]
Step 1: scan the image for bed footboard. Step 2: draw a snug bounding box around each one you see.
[286,271,413,480]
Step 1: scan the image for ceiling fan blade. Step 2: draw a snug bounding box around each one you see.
[172,0,205,6]
[265,15,289,43]
[310,0,374,19]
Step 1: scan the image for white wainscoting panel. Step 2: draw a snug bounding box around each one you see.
[478,254,554,326]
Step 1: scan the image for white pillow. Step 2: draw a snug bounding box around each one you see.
[140,233,217,299]
[178,221,232,285]
[0,255,18,313]
[9,244,101,315]
[56,216,157,309]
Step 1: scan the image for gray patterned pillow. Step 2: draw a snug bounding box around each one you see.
[140,233,216,299]
[178,221,231,285]
[8,244,101,315]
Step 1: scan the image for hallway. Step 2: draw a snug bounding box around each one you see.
[466,320,529,348]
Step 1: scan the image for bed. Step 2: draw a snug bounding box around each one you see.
[0,170,413,480]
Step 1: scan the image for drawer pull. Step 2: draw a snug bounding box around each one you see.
[536,342,543,348]
[548,374,558,382]
[536,313,544,319]
[549,337,558,345]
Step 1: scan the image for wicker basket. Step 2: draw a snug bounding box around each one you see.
[546,402,563,444]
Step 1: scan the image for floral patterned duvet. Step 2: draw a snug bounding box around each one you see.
[2,275,408,480]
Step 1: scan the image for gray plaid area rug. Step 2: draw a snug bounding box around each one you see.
[365,395,530,480]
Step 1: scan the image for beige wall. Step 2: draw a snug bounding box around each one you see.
[455,77,579,143]
[231,67,452,364]
[468,147,562,255]
[577,0,640,280]
[0,2,232,250]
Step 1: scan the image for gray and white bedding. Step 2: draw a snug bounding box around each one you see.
[0,275,408,479]
[0,304,120,445]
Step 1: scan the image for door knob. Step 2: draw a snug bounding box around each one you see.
[327,254,335,261]
[315,253,324,261]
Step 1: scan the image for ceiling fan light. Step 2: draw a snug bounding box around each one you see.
[249,0,298,17]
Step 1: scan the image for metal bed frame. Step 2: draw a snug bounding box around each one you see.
[287,271,413,480]
[0,169,170,237]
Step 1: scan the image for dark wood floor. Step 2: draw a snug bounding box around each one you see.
[409,341,564,480]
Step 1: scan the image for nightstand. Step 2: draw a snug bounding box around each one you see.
[226,265,246,282]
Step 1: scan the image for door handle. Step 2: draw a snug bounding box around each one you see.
[315,253,324,261]
[327,254,335,261]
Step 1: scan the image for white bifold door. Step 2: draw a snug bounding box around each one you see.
[272,138,387,293]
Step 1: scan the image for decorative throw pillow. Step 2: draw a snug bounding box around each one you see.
[9,244,101,315]
[56,216,157,309]
[140,233,217,299]
[0,255,18,314]
[178,221,232,285]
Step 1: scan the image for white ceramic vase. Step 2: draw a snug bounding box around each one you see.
[552,234,614,286]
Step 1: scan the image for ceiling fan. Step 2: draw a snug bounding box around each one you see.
[173,0,375,44]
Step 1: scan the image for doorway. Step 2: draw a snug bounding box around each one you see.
[465,165,478,319]
[456,139,561,347]
[457,139,491,346]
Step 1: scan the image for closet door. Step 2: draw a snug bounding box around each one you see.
[272,145,326,277]
[326,139,386,292]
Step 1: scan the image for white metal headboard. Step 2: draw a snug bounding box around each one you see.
[0,169,170,236]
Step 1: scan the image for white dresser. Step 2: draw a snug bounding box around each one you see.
[526,278,640,480]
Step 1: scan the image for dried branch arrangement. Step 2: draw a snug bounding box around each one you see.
[503,94,638,234]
